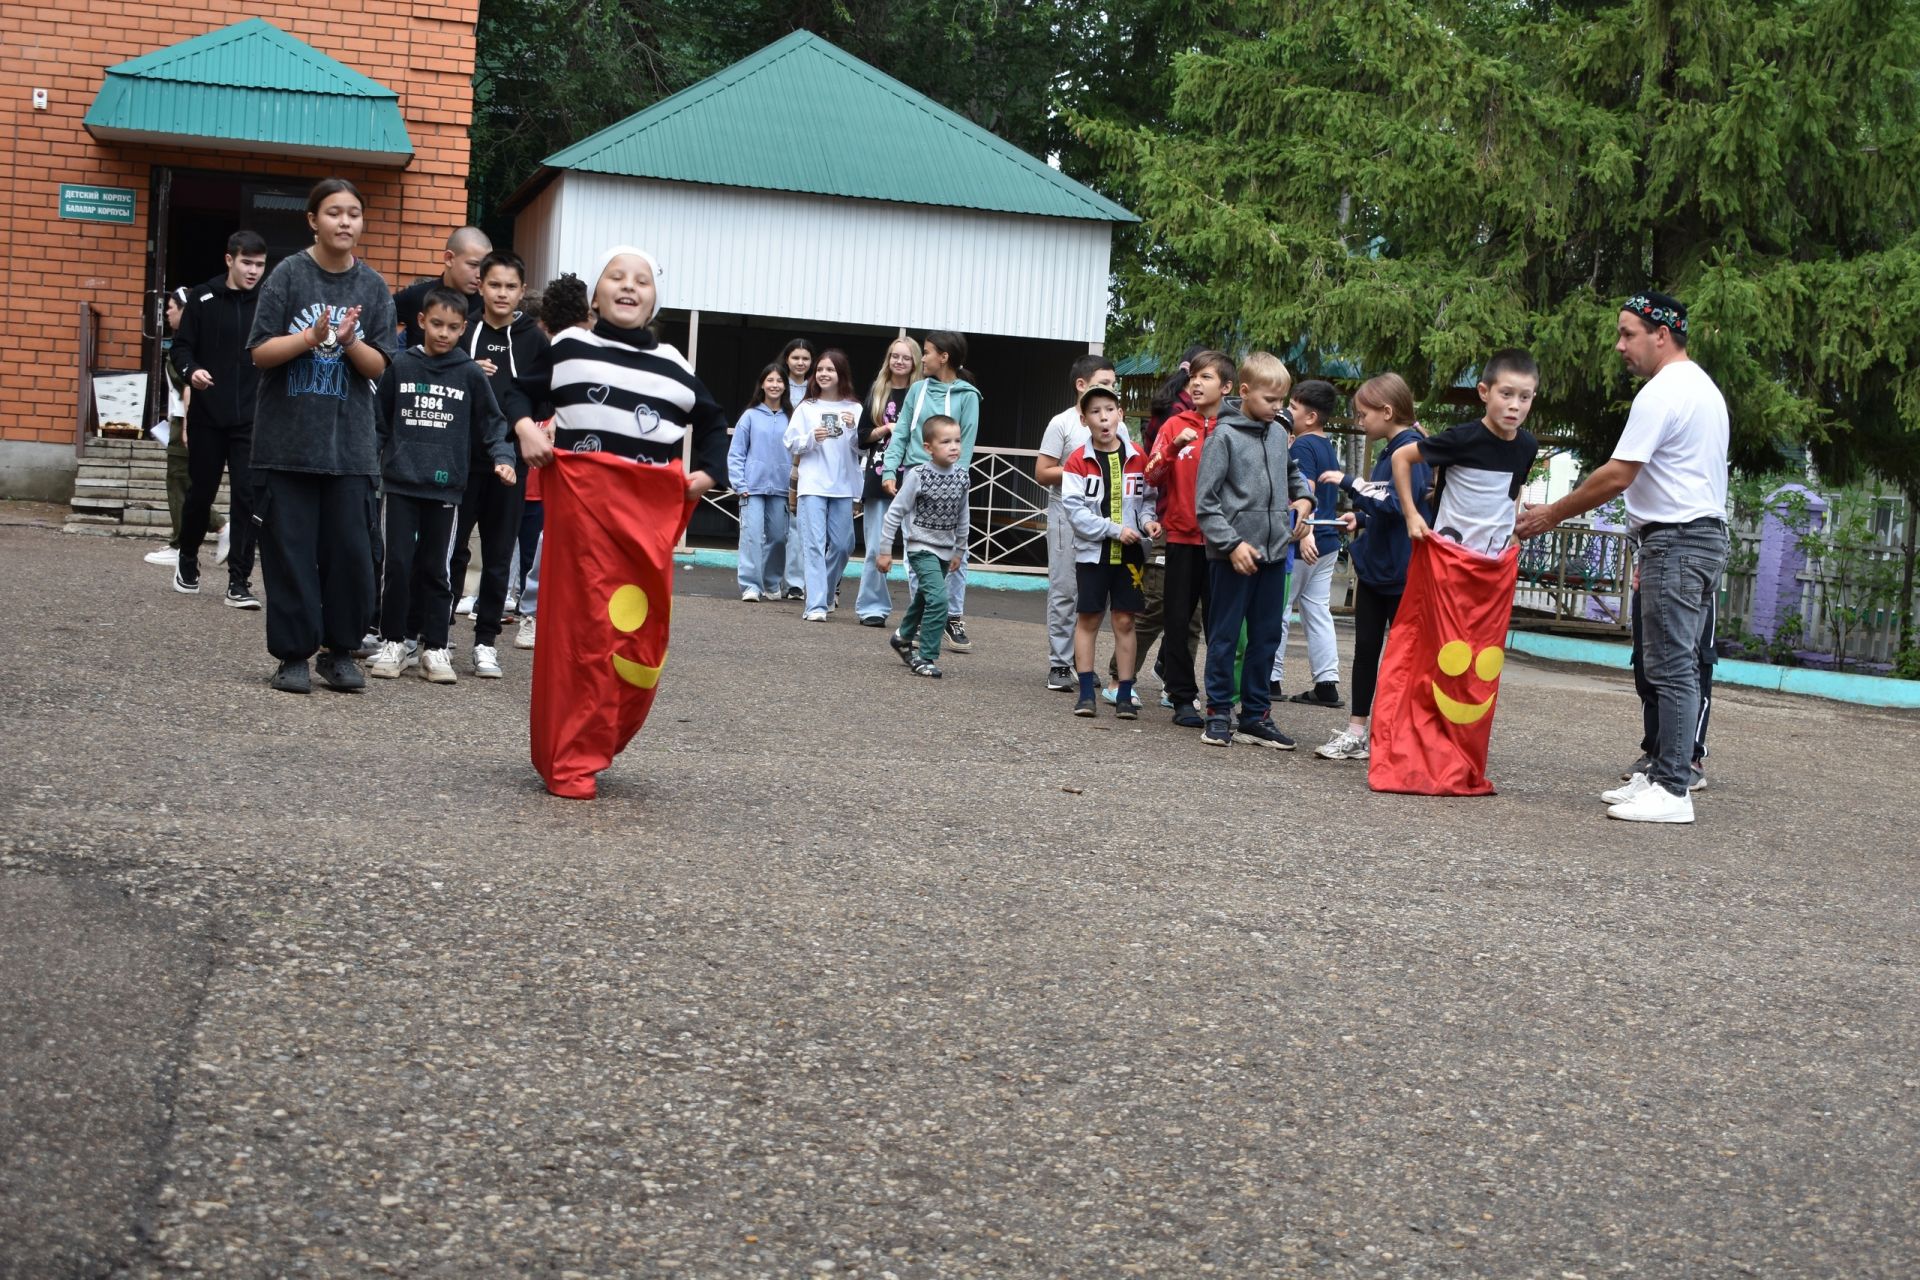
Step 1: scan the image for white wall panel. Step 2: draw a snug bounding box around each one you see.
[521,173,1113,344]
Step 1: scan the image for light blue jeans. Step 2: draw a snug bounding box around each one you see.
[781,508,805,592]
[1271,548,1340,686]
[737,494,790,596]
[856,495,897,620]
[796,494,854,614]
[519,533,540,617]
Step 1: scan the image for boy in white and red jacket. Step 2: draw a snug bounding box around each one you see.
[1061,385,1160,720]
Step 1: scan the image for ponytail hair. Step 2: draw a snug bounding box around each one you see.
[924,330,973,383]
[1150,344,1208,419]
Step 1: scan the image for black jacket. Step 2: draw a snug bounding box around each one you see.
[393,277,485,350]
[376,346,514,500]
[171,275,260,430]
[463,309,551,432]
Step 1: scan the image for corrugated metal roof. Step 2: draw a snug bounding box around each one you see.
[540,31,1136,224]
[83,19,412,163]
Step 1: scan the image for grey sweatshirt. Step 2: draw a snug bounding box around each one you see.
[1194,406,1313,563]
[880,461,970,559]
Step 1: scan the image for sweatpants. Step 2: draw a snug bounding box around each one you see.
[178,421,256,586]
[446,463,525,645]
[383,493,459,650]
[1350,579,1403,718]
[255,470,376,662]
[1160,543,1211,709]
[1204,559,1289,722]
[897,550,950,662]
[1272,549,1340,687]
[1045,503,1076,668]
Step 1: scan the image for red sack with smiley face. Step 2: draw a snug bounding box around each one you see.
[1367,535,1519,796]
[530,452,696,799]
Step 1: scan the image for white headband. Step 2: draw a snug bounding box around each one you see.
[591,245,663,321]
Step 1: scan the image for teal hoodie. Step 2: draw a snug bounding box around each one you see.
[881,376,982,477]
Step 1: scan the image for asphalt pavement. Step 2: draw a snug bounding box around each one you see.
[3,513,1916,1278]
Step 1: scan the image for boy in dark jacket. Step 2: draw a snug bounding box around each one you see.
[367,288,515,685]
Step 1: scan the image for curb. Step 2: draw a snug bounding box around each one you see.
[1504,630,1920,711]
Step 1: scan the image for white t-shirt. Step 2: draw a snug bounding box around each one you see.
[785,398,864,498]
[1611,359,1729,528]
[1038,405,1132,507]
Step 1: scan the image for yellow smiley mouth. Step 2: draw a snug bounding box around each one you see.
[611,652,664,689]
[1431,682,1494,724]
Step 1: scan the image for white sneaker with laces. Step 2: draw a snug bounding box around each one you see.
[803,609,827,622]
[1315,729,1369,760]
[473,643,502,678]
[1601,773,1652,805]
[1608,785,1695,824]
[144,547,179,566]
[456,594,478,618]
[741,588,761,602]
[514,617,536,649]
[402,639,421,670]
[215,522,231,565]
[367,640,406,679]
[420,647,458,684]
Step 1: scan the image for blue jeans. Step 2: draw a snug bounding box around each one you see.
[1636,519,1729,796]
[856,495,897,620]
[782,506,804,592]
[1204,557,1289,722]
[519,533,540,617]
[737,494,790,596]
[796,494,854,614]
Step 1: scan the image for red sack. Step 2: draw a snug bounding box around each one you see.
[1367,536,1520,796]
[529,453,695,799]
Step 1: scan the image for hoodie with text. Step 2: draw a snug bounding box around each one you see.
[376,345,513,500]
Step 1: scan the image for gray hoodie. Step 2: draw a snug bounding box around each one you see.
[1194,406,1313,563]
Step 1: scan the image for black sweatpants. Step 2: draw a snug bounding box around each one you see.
[383,493,459,650]
[445,463,525,645]
[178,421,256,586]
[1160,542,1212,708]
[255,470,376,662]
[1351,579,1403,718]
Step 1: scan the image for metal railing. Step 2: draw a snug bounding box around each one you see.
[1513,524,1636,634]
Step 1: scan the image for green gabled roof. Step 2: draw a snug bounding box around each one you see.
[84,19,412,166]
[537,31,1135,223]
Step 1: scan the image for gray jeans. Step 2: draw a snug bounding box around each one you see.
[1636,519,1729,796]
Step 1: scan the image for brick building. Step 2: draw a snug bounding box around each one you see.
[0,4,479,499]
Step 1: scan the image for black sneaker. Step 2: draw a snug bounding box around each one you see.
[1201,716,1233,747]
[783,586,805,601]
[1172,706,1204,729]
[314,650,366,692]
[888,630,915,666]
[910,659,943,678]
[269,659,311,694]
[1234,718,1297,750]
[944,618,973,651]
[858,615,886,628]
[1073,695,1097,717]
[1046,665,1073,691]
[224,584,262,610]
[1115,696,1141,721]
[1288,682,1344,708]
[172,564,200,594]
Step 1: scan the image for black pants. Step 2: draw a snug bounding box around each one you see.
[1633,588,1715,761]
[255,470,376,662]
[383,494,459,650]
[178,421,256,586]
[1351,580,1403,718]
[444,464,525,645]
[1160,543,1212,707]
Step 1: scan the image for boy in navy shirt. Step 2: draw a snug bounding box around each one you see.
[1272,380,1345,708]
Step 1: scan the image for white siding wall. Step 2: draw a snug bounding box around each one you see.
[520,172,1113,344]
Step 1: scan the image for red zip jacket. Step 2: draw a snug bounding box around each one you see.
[1143,408,1218,545]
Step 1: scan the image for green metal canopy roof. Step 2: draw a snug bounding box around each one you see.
[531,31,1135,223]
[83,19,413,167]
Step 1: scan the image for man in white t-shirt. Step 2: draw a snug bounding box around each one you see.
[1034,355,1130,690]
[1516,290,1730,825]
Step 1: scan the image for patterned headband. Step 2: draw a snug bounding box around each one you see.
[1624,293,1687,335]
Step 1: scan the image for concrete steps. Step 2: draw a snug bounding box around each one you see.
[67,437,226,534]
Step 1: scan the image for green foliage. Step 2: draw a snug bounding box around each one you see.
[1796,485,1904,672]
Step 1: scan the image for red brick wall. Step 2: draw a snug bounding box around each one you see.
[0,1,479,447]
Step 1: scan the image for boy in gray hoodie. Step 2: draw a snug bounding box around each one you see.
[1193,352,1317,749]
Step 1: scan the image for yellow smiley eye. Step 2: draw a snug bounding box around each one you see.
[608,584,650,633]
[1437,640,1472,677]
[1475,646,1505,681]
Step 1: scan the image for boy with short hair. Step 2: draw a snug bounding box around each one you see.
[1393,347,1542,554]
[1145,350,1235,726]
[368,288,516,685]
[1035,353,1124,690]
[878,415,969,678]
[1061,385,1160,718]
[1194,352,1316,749]
[1274,380,1345,707]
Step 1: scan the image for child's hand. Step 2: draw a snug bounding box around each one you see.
[494,463,516,485]
[1143,520,1163,540]
[1318,468,1345,486]
[334,306,362,348]
[1118,526,1141,545]
[476,358,498,377]
[812,425,830,442]
[1173,426,1199,450]
[882,476,898,497]
[1406,514,1431,541]
[947,555,962,574]
[1230,542,1261,575]
[515,419,553,467]
[876,554,892,573]
[685,470,715,499]
[1338,511,1359,534]
[1301,537,1320,565]
[302,309,331,350]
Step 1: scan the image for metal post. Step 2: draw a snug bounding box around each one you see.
[678,309,701,551]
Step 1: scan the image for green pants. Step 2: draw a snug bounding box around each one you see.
[165,430,190,550]
[897,550,949,662]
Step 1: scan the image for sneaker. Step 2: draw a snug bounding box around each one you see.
[1608,785,1695,824]
[1201,716,1233,747]
[944,618,973,652]
[419,647,458,684]
[1288,682,1344,708]
[1622,753,1655,781]
[401,639,422,671]
[1102,687,1118,705]
[504,591,520,616]
[352,631,381,659]
[1073,695,1097,717]
[741,588,762,602]
[314,650,365,692]
[214,522,231,566]
[783,586,805,601]
[172,564,200,594]
[803,608,828,622]
[1689,764,1708,792]
[1601,773,1652,806]
[473,643,502,678]
[858,615,886,628]
[144,546,179,566]
[515,618,536,650]
[1114,696,1141,721]
[1172,707,1204,729]
[367,640,406,679]
[910,659,943,678]
[1234,718,1297,750]
[1160,692,1175,709]
[889,630,915,666]
[223,584,262,610]
[269,658,311,694]
[457,594,478,618]
[1315,729,1370,760]
[1046,665,1074,691]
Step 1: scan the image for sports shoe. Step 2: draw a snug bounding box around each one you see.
[1172,707,1204,729]
[1234,718,1297,750]
[420,647,458,684]
[1047,665,1073,691]
[741,588,762,602]
[1622,753,1655,781]
[352,632,381,659]
[144,546,179,566]
[457,594,478,618]
[473,643,502,678]
[889,630,914,666]
[223,584,262,610]
[803,608,827,622]
[270,659,311,694]
[944,618,973,652]
[910,659,942,678]
[1289,682,1344,708]
[1073,695,1097,718]
[367,640,406,679]
[858,615,886,628]
[1601,773,1652,806]
[401,639,421,671]
[783,586,805,601]
[503,591,520,616]
[1608,785,1695,824]
[314,650,365,692]
[514,617,536,649]
[1315,729,1370,760]
[1201,716,1233,747]
[214,522,231,565]
[1160,692,1175,709]
[1114,695,1141,721]
[172,564,200,594]
[1689,763,1707,792]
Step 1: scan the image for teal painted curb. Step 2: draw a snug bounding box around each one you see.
[1504,630,1920,710]
[674,547,1048,594]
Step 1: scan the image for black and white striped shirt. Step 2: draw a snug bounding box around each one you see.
[544,321,728,478]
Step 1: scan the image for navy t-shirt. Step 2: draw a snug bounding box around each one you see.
[1290,432,1342,555]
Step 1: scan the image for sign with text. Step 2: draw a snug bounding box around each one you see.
[59,184,138,225]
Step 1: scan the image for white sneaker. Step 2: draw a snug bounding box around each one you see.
[741,588,761,602]
[503,591,520,616]
[420,647,458,684]
[401,638,421,670]
[1608,785,1695,824]
[214,522,231,565]
[457,593,478,618]
[1315,729,1369,760]
[1601,773,1653,805]
[352,632,381,658]
[514,617,536,650]
[803,609,827,622]
[473,643,502,678]
[144,546,179,566]
[367,639,406,679]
